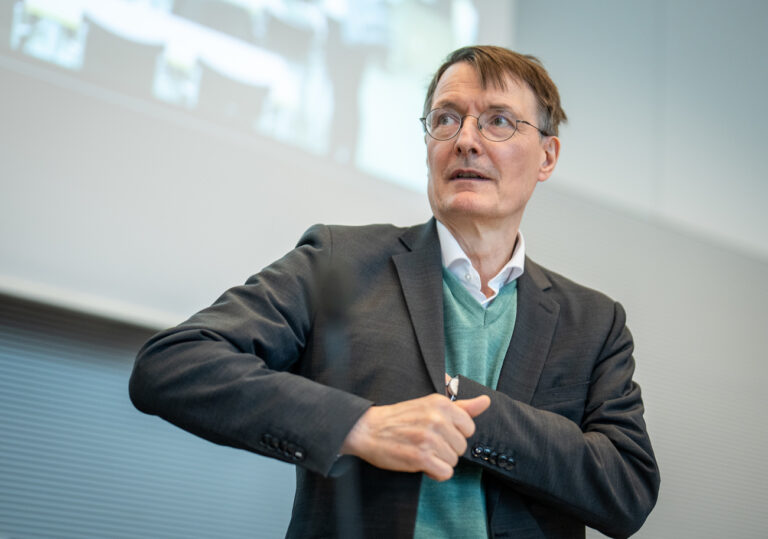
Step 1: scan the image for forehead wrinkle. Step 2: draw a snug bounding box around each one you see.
[431,98,462,111]
[432,65,534,118]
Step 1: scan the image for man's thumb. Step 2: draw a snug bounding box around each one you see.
[455,394,491,417]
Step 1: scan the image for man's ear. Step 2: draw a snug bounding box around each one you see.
[538,136,560,182]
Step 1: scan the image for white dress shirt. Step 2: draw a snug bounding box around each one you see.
[435,220,525,309]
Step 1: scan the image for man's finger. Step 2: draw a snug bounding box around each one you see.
[454,394,491,418]
[445,395,490,439]
[425,459,455,482]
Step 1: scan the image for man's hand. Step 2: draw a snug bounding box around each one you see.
[340,393,491,481]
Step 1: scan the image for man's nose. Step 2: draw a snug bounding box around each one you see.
[454,116,484,155]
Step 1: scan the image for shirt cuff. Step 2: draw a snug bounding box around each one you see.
[446,375,460,401]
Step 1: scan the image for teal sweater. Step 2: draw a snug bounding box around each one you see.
[413,269,518,538]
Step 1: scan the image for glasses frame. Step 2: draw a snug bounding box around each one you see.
[420,108,550,142]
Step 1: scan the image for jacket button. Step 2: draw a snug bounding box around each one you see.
[472,444,484,457]
[498,454,508,468]
[482,447,491,461]
[489,451,498,465]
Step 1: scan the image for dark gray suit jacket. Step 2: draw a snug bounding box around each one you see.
[130,220,659,538]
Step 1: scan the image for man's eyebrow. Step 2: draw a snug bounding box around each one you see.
[431,99,462,111]
[486,104,522,116]
[432,100,523,117]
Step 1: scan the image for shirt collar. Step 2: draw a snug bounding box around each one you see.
[435,220,525,305]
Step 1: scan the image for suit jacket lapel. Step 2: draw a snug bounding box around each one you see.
[392,220,446,394]
[496,257,560,404]
[392,224,559,401]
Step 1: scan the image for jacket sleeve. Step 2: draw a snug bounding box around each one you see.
[128,224,373,477]
[458,301,659,538]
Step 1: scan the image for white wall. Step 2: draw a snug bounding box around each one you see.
[515,0,768,262]
[0,55,432,326]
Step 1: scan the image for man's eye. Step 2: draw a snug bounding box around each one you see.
[487,114,513,128]
[436,113,459,126]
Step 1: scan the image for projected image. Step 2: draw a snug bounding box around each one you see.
[3,0,481,190]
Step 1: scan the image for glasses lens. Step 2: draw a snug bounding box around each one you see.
[478,110,517,141]
[426,109,460,140]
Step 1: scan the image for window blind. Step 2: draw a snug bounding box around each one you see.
[0,294,294,538]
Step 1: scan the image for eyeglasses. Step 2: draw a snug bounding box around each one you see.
[420,108,549,142]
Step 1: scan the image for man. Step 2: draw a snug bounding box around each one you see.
[130,46,659,538]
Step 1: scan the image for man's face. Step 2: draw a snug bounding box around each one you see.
[426,62,560,230]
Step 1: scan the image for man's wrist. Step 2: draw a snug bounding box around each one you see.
[340,406,373,457]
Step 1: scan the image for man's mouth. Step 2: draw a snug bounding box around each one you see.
[450,169,491,181]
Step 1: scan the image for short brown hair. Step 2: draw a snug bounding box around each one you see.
[423,45,567,136]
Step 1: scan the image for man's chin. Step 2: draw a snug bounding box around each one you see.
[439,199,498,222]
[447,191,494,211]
